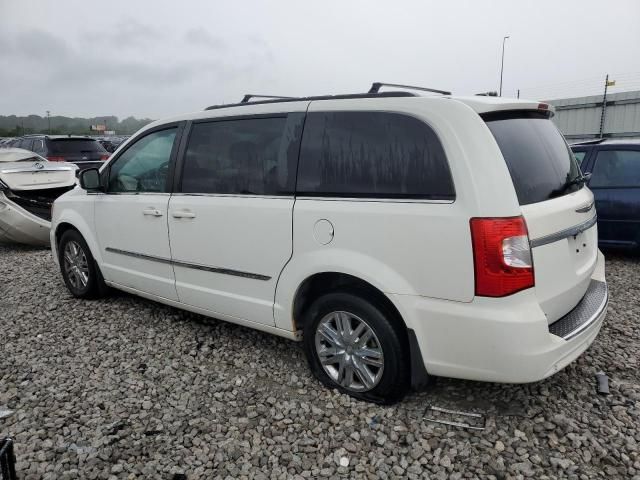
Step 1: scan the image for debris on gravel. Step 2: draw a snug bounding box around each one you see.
[1,244,639,479]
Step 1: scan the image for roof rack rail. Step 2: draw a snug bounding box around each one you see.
[570,138,605,146]
[368,82,451,96]
[241,94,296,103]
[205,91,415,111]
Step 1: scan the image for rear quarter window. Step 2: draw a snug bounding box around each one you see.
[484,112,581,205]
[297,111,454,200]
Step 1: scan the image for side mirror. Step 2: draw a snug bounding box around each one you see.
[79,168,103,192]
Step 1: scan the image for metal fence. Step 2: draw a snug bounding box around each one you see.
[0,438,17,480]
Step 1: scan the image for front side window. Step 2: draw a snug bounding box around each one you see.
[296,111,455,199]
[181,116,299,195]
[108,128,177,193]
[590,150,640,188]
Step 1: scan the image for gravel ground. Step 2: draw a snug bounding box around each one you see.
[1,244,639,480]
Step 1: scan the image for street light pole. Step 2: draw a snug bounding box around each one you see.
[46,110,51,134]
[499,35,510,97]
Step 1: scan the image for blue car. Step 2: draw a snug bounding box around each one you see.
[571,139,640,250]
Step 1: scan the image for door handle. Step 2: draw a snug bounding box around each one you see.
[172,210,196,219]
[142,207,163,217]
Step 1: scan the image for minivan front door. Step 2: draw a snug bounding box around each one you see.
[95,126,181,301]
[168,113,305,326]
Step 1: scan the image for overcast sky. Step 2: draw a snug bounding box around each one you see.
[1,0,639,119]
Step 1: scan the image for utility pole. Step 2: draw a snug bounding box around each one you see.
[517,89,520,99]
[499,35,510,97]
[599,74,615,138]
[46,110,51,134]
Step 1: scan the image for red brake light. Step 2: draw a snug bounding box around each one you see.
[470,216,534,297]
[538,103,549,110]
[47,156,65,162]
[100,154,110,161]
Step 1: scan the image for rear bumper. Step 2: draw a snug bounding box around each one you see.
[392,250,607,385]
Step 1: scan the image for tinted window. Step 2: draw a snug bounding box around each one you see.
[573,150,587,167]
[590,150,640,188]
[297,112,454,199]
[485,112,581,205]
[19,138,34,150]
[51,139,106,154]
[181,116,300,195]
[108,128,177,193]
[32,139,45,154]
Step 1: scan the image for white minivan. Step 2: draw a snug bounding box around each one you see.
[51,84,608,403]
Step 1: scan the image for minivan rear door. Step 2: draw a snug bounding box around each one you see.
[485,111,598,323]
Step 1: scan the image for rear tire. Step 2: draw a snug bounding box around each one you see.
[58,229,108,299]
[302,291,410,404]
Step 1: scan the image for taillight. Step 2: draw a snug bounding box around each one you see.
[100,154,109,161]
[470,216,534,297]
[47,156,65,162]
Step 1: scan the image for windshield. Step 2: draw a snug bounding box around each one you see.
[484,112,581,205]
[51,139,106,154]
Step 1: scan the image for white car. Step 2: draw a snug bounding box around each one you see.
[50,84,608,403]
[0,148,77,245]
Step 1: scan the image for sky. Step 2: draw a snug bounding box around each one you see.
[1,0,639,119]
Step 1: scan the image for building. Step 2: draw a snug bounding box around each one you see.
[547,90,640,142]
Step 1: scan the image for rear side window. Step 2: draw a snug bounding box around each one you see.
[19,138,34,150]
[297,111,454,199]
[181,115,302,195]
[590,150,640,188]
[51,139,106,154]
[485,112,581,205]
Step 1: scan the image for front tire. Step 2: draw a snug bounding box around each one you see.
[302,291,410,404]
[58,229,107,299]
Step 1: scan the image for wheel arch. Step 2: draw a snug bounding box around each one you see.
[52,211,102,267]
[289,270,430,391]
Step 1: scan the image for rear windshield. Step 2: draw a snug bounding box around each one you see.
[484,112,581,205]
[51,139,106,154]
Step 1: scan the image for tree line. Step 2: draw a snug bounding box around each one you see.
[0,115,154,137]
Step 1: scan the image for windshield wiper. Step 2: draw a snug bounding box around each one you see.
[564,172,591,189]
[550,172,591,198]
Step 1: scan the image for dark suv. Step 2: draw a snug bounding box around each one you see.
[13,135,110,171]
[571,139,640,250]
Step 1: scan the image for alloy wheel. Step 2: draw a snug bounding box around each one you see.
[63,240,89,290]
[314,311,385,392]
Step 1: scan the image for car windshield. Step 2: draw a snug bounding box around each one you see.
[51,139,106,154]
[484,112,582,205]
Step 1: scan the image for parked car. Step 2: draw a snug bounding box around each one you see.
[571,139,640,250]
[12,135,110,171]
[0,148,77,245]
[50,84,608,403]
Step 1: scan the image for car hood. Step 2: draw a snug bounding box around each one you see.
[0,161,78,191]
